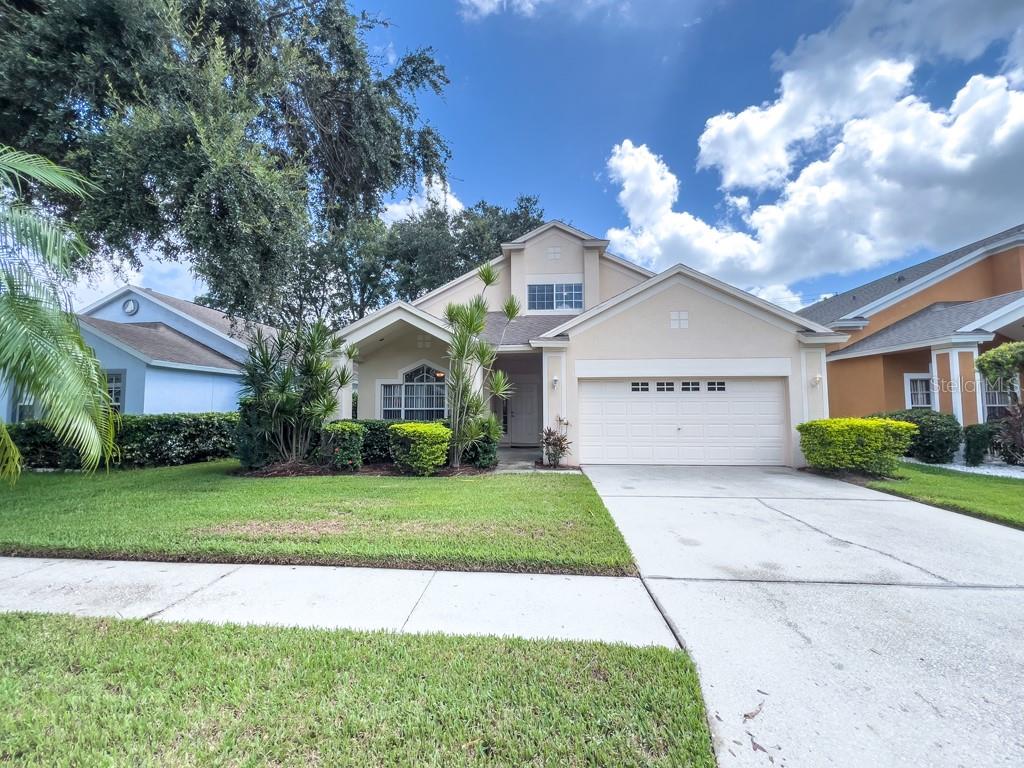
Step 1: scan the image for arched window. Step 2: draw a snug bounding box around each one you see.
[381,364,447,420]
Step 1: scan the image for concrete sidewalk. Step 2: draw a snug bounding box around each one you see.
[0,556,677,647]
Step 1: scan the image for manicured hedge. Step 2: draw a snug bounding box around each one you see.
[388,422,452,476]
[963,422,996,466]
[10,413,239,470]
[320,422,365,471]
[797,418,917,476]
[874,408,962,463]
[351,419,400,464]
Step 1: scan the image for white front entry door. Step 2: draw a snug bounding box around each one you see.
[578,378,788,465]
[509,376,541,445]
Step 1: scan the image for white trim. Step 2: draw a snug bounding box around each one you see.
[495,344,535,352]
[800,351,809,423]
[375,378,400,419]
[840,234,1024,320]
[828,333,994,361]
[502,220,607,248]
[797,332,850,345]
[410,255,505,308]
[339,302,451,346]
[930,348,942,413]
[81,285,249,352]
[377,359,449,420]
[147,361,242,376]
[957,294,1024,333]
[903,372,934,410]
[601,250,655,278]
[541,351,550,430]
[542,264,833,338]
[949,349,964,423]
[828,318,870,330]
[529,339,569,349]
[818,348,831,419]
[574,357,792,378]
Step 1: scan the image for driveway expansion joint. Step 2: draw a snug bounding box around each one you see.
[142,564,244,621]
[400,569,438,631]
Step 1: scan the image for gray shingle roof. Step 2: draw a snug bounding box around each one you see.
[481,313,574,345]
[798,222,1024,326]
[829,291,1024,358]
[79,317,242,371]
[140,287,277,343]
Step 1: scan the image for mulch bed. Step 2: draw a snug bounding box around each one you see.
[532,460,577,471]
[241,461,493,478]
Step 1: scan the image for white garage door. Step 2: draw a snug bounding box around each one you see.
[578,378,788,465]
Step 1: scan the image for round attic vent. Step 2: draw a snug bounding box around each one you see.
[122,298,139,316]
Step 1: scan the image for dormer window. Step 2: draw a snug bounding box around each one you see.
[528,282,583,310]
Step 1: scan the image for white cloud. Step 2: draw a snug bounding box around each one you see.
[751,284,806,312]
[72,256,204,310]
[606,0,1024,303]
[382,176,465,224]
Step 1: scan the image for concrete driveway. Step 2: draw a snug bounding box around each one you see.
[585,464,1024,768]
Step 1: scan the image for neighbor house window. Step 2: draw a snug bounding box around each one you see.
[707,381,726,392]
[14,389,36,422]
[106,372,124,413]
[381,364,446,420]
[905,374,933,409]
[982,378,1015,422]
[527,283,582,310]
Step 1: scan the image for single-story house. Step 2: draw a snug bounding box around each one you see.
[798,223,1024,424]
[0,286,271,420]
[338,220,844,467]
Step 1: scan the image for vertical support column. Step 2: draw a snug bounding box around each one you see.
[956,348,981,425]
[931,349,955,417]
[931,346,982,424]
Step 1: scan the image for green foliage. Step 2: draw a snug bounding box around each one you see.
[388,422,452,476]
[460,415,502,469]
[320,422,365,472]
[391,195,545,301]
[993,404,1024,465]
[797,418,918,476]
[10,413,237,470]
[976,342,1024,400]
[235,397,275,471]
[875,409,962,463]
[349,419,398,464]
[238,321,353,468]
[0,0,450,326]
[542,427,573,468]
[444,267,516,467]
[0,145,115,482]
[963,422,997,466]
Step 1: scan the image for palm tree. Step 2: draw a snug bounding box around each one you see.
[0,146,116,482]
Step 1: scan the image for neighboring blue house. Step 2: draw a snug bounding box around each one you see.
[1,286,274,421]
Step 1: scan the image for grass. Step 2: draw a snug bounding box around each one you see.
[0,461,635,575]
[0,613,715,767]
[868,462,1024,529]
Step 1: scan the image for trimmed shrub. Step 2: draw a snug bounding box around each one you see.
[993,404,1024,465]
[320,421,365,471]
[11,412,239,470]
[388,422,452,476]
[542,426,572,468]
[353,419,400,464]
[459,415,502,470]
[797,418,917,476]
[236,397,275,470]
[963,422,996,466]
[874,408,962,463]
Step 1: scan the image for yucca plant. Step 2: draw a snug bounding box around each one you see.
[443,263,517,467]
[0,146,116,482]
[238,320,355,466]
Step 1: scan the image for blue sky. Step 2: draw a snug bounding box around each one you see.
[74,0,1024,311]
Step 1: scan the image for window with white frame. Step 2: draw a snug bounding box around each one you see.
[106,372,124,413]
[905,374,933,409]
[381,364,446,420]
[630,381,649,392]
[680,381,699,392]
[14,389,36,422]
[982,377,1016,422]
[527,282,582,310]
[670,311,689,329]
[656,381,674,392]
[707,381,726,392]
[546,245,561,260]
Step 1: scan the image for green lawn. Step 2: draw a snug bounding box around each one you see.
[0,613,714,767]
[0,461,635,575]
[868,463,1024,529]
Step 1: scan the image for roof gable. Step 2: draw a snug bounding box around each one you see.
[542,263,834,338]
[798,222,1024,326]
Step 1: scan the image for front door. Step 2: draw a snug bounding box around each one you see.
[509,375,541,445]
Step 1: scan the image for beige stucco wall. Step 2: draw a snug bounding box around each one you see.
[599,259,647,302]
[546,277,829,467]
[354,326,448,419]
[415,262,511,318]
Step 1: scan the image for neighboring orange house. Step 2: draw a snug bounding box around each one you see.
[798,223,1024,425]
